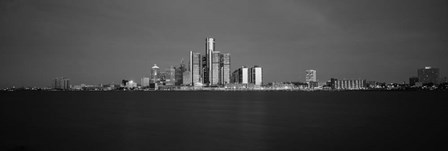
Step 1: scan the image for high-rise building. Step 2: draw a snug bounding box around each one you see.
[305,70,317,82]
[183,71,191,85]
[231,66,249,84]
[220,53,231,84]
[417,66,440,84]
[175,60,187,86]
[54,77,70,90]
[249,66,263,85]
[165,66,176,86]
[190,51,202,86]
[206,38,215,85]
[151,64,160,84]
[211,51,221,85]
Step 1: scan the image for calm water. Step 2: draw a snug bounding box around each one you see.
[1,91,447,151]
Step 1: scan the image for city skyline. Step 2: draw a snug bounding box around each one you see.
[1,0,448,88]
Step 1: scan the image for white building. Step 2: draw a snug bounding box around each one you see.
[250,66,263,86]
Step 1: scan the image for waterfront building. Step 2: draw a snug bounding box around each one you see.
[305,70,317,82]
[305,69,317,88]
[206,38,215,85]
[333,79,367,90]
[249,66,263,86]
[220,53,231,84]
[189,51,202,86]
[54,77,70,90]
[150,64,160,84]
[231,66,249,84]
[141,77,150,87]
[194,38,232,86]
[164,66,176,86]
[183,71,191,85]
[211,51,221,85]
[417,66,440,85]
[175,59,187,86]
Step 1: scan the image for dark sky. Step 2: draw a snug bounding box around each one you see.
[1,0,447,88]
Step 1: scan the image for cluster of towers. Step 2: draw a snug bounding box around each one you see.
[148,37,263,88]
[185,38,231,86]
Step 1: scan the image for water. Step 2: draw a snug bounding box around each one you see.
[1,91,447,151]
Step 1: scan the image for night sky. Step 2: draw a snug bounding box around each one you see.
[1,0,447,88]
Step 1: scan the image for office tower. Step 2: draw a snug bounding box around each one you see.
[206,38,215,85]
[183,71,191,85]
[190,51,202,86]
[249,66,263,85]
[220,53,231,84]
[409,77,419,86]
[417,66,440,84]
[231,66,249,84]
[151,64,160,83]
[201,56,208,84]
[54,77,70,90]
[163,66,176,86]
[141,77,150,87]
[175,59,187,86]
[211,51,221,85]
[305,70,317,82]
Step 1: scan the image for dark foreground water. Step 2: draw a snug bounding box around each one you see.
[1,91,447,151]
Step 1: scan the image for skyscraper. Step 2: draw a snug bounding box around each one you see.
[165,66,176,86]
[183,71,191,85]
[190,51,202,86]
[175,59,187,86]
[206,38,215,85]
[249,66,263,86]
[150,64,160,84]
[417,66,440,84]
[211,51,221,85]
[220,53,231,84]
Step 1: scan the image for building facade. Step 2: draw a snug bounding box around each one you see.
[249,66,263,85]
[141,77,150,87]
[150,64,160,84]
[190,51,202,86]
[305,69,317,82]
[417,66,440,84]
[220,53,231,84]
[333,79,367,90]
[54,77,70,90]
[231,66,249,84]
[175,60,187,86]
